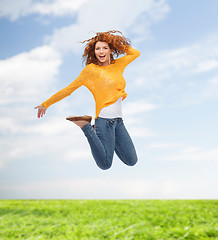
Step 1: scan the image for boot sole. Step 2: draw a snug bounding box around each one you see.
[66,115,92,122]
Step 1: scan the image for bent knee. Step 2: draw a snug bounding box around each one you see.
[97,161,112,170]
[126,156,138,166]
[99,165,112,170]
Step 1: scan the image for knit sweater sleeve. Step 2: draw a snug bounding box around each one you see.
[41,66,89,108]
[116,46,141,69]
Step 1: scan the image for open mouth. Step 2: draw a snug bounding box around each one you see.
[99,55,106,59]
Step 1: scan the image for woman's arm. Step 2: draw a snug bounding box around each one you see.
[41,76,83,109]
[116,46,141,69]
[34,66,89,118]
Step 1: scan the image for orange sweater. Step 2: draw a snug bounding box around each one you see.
[41,46,140,119]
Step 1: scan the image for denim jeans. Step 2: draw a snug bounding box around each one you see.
[81,117,138,170]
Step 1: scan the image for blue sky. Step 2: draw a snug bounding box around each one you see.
[0,0,218,199]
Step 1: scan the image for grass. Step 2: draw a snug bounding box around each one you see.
[0,200,217,239]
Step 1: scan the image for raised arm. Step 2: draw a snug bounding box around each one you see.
[116,46,141,69]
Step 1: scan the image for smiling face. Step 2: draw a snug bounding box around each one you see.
[95,41,112,66]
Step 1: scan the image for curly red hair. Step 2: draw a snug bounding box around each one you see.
[81,30,131,65]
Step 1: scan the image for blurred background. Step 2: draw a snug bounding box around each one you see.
[0,0,218,199]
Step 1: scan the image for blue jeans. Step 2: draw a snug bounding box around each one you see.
[81,117,138,170]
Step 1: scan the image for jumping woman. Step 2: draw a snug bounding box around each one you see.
[35,30,141,170]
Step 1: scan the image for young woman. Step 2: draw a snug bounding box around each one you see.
[35,30,140,170]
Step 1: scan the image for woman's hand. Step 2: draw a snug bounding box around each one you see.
[34,105,47,118]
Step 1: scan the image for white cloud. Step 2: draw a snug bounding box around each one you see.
[0,118,17,134]
[180,147,200,154]
[148,142,183,149]
[0,0,170,33]
[127,0,170,42]
[64,148,91,162]
[122,100,157,138]
[0,45,62,105]
[47,0,170,53]
[129,35,218,90]
[0,0,31,21]
[128,126,155,138]
[157,147,218,162]
[0,121,88,169]
[194,59,218,73]
[0,44,65,170]
[157,178,218,199]
[202,75,218,99]
[0,44,89,169]
[1,177,217,199]
[125,34,218,109]
[0,0,89,20]
[31,0,89,17]
[123,101,158,116]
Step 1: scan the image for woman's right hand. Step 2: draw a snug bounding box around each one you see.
[34,105,47,118]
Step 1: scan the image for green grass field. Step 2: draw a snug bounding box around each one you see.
[0,200,217,239]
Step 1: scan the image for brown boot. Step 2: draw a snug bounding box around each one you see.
[66,115,92,128]
[66,115,92,122]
